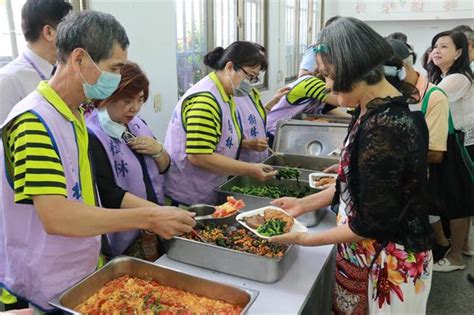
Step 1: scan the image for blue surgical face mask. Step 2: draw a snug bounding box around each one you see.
[97,107,126,139]
[80,52,121,100]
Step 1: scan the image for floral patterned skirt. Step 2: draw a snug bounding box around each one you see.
[334,241,433,314]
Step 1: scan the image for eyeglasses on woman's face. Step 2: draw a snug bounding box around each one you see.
[240,67,264,84]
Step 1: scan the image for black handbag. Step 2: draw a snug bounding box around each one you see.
[421,87,474,219]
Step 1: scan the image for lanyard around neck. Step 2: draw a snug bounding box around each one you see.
[23,53,48,80]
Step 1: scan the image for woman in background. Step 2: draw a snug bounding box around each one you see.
[164,41,276,206]
[234,82,289,162]
[233,43,289,163]
[265,72,344,144]
[427,30,474,272]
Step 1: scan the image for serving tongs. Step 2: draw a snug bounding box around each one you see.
[190,228,209,243]
[267,146,276,156]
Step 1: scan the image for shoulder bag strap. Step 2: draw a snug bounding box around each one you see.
[420,86,454,134]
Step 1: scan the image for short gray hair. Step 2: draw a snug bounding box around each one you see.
[317,17,394,92]
[56,10,129,64]
[452,25,474,42]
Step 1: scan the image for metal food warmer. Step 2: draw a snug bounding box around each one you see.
[292,113,352,125]
[273,119,348,157]
[166,205,298,283]
[216,176,327,228]
[263,153,338,181]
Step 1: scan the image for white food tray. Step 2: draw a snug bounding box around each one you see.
[236,206,308,239]
[308,172,338,189]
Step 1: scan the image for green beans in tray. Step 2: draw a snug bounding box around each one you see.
[275,167,301,180]
[230,185,310,199]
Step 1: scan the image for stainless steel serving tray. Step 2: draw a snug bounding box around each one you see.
[273,120,348,156]
[216,176,326,227]
[263,153,339,181]
[167,231,298,283]
[49,256,258,314]
[293,113,351,124]
[216,176,318,207]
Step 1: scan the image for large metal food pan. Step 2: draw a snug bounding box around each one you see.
[217,176,318,204]
[264,153,338,180]
[49,256,258,314]
[216,176,327,227]
[274,120,348,156]
[293,113,351,124]
[272,165,314,182]
[167,234,298,283]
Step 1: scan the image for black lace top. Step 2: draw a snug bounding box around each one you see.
[336,96,434,252]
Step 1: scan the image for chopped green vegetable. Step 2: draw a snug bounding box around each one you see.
[257,219,287,236]
[150,303,163,312]
[216,237,227,247]
[276,167,301,180]
[142,293,163,312]
[143,293,152,305]
[230,185,310,199]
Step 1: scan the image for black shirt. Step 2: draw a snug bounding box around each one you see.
[337,97,433,252]
[88,132,169,208]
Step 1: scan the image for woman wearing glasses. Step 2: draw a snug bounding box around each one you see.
[164,41,277,206]
[233,43,290,163]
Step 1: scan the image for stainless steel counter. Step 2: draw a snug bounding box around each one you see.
[156,211,337,314]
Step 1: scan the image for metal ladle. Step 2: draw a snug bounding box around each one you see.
[188,204,239,224]
[188,204,217,221]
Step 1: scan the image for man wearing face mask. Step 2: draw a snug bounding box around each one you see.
[164,41,277,206]
[0,11,195,312]
[234,43,290,163]
[0,0,72,309]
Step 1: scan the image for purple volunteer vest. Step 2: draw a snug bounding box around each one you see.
[0,91,100,311]
[86,110,165,256]
[235,90,269,163]
[266,75,323,135]
[164,74,241,205]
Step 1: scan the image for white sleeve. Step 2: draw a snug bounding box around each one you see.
[299,48,317,72]
[0,74,23,124]
[437,74,471,103]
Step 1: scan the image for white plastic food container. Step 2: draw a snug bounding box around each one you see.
[308,172,338,189]
[236,206,308,239]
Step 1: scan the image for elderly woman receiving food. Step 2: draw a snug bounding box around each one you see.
[270,17,433,315]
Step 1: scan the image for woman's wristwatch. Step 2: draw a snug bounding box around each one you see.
[151,141,165,159]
